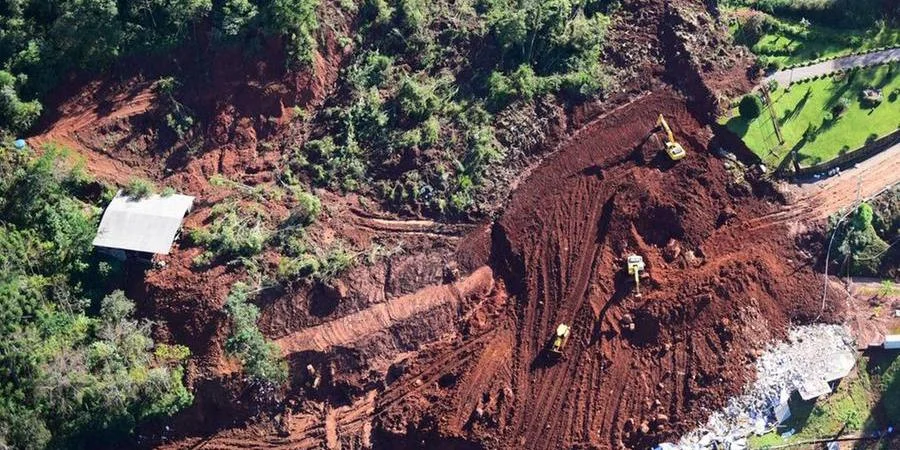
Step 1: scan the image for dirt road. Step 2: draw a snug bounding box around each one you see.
[275,267,494,355]
[767,47,900,86]
[753,142,900,227]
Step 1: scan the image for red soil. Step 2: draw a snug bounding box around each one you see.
[22,1,849,448]
[373,90,842,449]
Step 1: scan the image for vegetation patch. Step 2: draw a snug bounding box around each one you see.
[224,283,287,385]
[0,142,191,449]
[750,361,874,448]
[724,63,900,168]
[730,10,899,68]
[284,0,615,217]
[0,0,321,133]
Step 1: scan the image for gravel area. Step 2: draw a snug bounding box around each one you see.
[658,324,857,450]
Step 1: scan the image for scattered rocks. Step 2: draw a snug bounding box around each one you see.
[660,324,855,450]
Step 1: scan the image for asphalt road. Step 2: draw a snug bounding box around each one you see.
[767,47,900,86]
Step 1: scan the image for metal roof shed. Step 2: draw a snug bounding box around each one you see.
[93,192,194,255]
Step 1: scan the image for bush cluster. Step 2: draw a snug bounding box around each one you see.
[189,201,269,265]
[224,283,287,384]
[284,0,614,217]
[0,143,192,449]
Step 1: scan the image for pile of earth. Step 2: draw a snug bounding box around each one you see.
[372,89,842,450]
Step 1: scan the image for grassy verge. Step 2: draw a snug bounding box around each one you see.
[752,15,900,67]
[723,64,900,168]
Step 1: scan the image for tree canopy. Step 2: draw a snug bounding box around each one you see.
[0,142,192,449]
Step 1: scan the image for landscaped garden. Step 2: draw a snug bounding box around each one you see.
[724,63,900,169]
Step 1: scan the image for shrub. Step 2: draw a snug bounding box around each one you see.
[224,283,287,384]
[833,97,851,116]
[267,0,320,65]
[289,191,322,226]
[397,76,440,122]
[189,202,269,262]
[738,94,763,119]
[803,123,819,141]
[123,177,155,199]
[866,133,879,145]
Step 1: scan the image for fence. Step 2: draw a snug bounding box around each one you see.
[793,128,900,177]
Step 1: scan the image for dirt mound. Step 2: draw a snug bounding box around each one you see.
[373,90,842,449]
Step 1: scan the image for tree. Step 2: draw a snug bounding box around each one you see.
[739,94,763,119]
[0,146,192,449]
[0,71,42,134]
[832,203,890,276]
[224,283,287,384]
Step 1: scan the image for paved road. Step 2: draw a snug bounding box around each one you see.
[767,47,900,86]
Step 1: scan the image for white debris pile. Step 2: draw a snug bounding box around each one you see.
[657,324,856,450]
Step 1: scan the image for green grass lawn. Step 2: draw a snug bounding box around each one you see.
[724,64,900,169]
[752,16,900,67]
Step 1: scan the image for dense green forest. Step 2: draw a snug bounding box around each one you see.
[0,142,192,449]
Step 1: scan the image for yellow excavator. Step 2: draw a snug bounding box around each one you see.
[656,114,686,161]
[626,254,646,297]
[548,323,571,357]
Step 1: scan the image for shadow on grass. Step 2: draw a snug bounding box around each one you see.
[725,115,750,137]
[780,88,813,126]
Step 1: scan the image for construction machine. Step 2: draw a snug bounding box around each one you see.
[626,254,646,297]
[656,114,686,161]
[548,323,571,357]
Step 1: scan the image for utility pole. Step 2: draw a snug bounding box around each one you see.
[760,84,785,146]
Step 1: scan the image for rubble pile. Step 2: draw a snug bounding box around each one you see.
[660,324,856,450]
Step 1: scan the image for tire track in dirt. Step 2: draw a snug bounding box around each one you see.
[377,89,842,449]
[275,266,494,355]
[26,85,158,183]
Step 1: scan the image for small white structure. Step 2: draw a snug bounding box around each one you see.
[885,335,900,350]
[93,192,194,257]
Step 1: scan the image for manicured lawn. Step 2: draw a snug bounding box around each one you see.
[752,16,900,67]
[724,64,900,169]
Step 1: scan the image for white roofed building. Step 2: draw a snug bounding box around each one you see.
[93,191,194,258]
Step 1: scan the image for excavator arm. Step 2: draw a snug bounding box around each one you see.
[657,114,675,144]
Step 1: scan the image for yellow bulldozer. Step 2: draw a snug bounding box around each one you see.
[656,114,686,161]
[548,323,571,357]
[626,254,646,297]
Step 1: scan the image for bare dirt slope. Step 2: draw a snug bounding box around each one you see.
[372,90,841,450]
[22,0,848,448]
